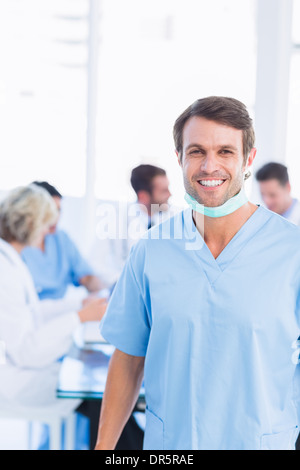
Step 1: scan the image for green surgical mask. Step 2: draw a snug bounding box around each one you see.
[184,187,248,218]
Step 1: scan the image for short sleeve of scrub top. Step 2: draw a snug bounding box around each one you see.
[100,242,150,357]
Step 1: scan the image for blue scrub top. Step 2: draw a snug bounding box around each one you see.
[100,206,300,450]
[22,230,93,300]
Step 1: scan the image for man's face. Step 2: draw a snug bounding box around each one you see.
[179,116,253,208]
[150,175,171,211]
[258,179,291,215]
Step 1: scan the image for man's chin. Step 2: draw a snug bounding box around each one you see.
[160,203,170,212]
[194,193,228,208]
[195,186,242,208]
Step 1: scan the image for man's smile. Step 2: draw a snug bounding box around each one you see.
[197,178,227,190]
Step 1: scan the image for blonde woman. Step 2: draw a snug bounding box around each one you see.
[0,185,106,414]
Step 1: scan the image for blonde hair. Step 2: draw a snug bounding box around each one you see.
[0,185,58,245]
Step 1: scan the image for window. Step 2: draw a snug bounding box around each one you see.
[0,0,257,206]
[94,0,257,206]
[286,0,300,198]
[0,0,89,197]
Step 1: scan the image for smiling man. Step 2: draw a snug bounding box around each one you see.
[95,97,300,451]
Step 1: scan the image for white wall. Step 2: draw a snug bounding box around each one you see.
[252,0,294,203]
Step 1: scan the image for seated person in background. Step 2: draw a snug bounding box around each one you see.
[130,164,172,230]
[22,181,105,302]
[255,162,300,225]
[89,164,173,287]
[0,185,106,417]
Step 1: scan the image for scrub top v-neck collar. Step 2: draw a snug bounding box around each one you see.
[183,205,272,286]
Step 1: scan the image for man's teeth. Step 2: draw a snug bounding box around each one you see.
[199,180,224,187]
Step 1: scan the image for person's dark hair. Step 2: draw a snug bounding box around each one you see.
[130,165,166,195]
[173,96,255,163]
[255,162,289,186]
[31,181,62,198]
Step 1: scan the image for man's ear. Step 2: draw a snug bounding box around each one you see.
[247,148,257,169]
[176,150,182,167]
[243,148,257,180]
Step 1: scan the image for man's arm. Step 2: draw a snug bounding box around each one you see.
[95,349,145,450]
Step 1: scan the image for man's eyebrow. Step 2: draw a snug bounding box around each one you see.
[218,144,238,151]
[185,143,205,151]
[184,143,238,151]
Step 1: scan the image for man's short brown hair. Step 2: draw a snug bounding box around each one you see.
[130,164,166,195]
[173,96,255,163]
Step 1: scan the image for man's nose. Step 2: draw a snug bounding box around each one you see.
[200,152,219,173]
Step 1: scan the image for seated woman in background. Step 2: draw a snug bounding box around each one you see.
[0,185,106,414]
[22,181,106,304]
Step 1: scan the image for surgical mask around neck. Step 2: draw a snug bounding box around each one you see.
[184,187,248,218]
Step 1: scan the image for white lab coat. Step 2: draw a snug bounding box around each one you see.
[0,238,81,412]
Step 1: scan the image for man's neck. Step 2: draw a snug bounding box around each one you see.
[280,196,294,215]
[193,202,258,259]
[137,200,151,217]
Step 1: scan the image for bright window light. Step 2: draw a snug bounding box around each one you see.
[286,55,300,200]
[95,0,257,206]
[0,0,257,204]
[0,0,89,197]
